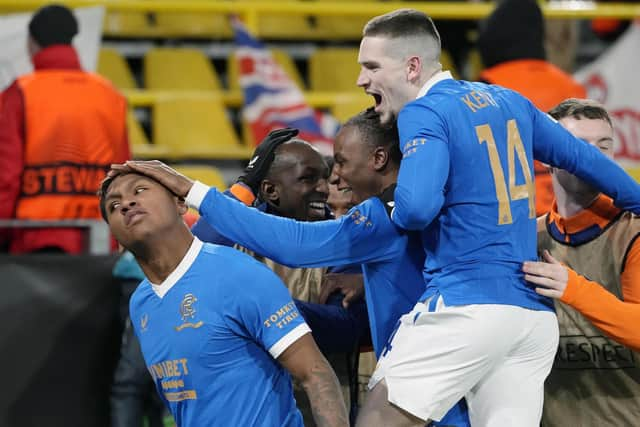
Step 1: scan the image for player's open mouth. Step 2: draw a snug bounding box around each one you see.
[308,201,327,216]
[371,93,382,110]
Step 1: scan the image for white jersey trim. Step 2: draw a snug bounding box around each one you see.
[268,323,311,359]
[150,238,203,299]
[416,70,453,99]
[186,180,210,211]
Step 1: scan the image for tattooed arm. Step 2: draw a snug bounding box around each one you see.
[278,333,349,427]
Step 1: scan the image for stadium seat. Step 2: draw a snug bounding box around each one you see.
[171,165,227,190]
[628,167,640,183]
[144,48,222,91]
[314,15,370,40]
[331,93,374,123]
[129,110,174,159]
[154,12,232,38]
[227,49,305,91]
[309,48,361,92]
[97,48,137,90]
[236,0,314,40]
[103,10,153,38]
[153,94,252,160]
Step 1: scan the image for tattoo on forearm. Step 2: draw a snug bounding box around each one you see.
[303,357,349,427]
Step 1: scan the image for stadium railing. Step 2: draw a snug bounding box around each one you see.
[0,219,112,255]
[0,1,638,40]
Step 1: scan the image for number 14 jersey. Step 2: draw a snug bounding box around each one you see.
[395,75,640,311]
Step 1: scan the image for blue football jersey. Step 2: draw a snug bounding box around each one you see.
[394,76,640,310]
[188,184,424,358]
[129,238,308,427]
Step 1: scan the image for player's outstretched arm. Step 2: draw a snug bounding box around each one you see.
[189,182,405,268]
[278,333,349,427]
[531,105,640,214]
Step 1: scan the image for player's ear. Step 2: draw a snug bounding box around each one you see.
[406,55,422,82]
[372,146,390,171]
[260,179,280,202]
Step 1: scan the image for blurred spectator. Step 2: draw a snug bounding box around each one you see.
[0,4,130,253]
[477,0,586,216]
[523,99,640,426]
[590,0,640,42]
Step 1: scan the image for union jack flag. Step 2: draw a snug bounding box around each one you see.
[231,17,335,155]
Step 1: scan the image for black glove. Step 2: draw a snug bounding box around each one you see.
[237,128,299,194]
[376,184,397,218]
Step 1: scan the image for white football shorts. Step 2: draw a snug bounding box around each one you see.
[369,295,559,426]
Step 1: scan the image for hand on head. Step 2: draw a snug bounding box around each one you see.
[109,160,195,198]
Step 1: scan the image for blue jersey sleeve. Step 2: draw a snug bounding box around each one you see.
[530,104,640,213]
[222,260,309,358]
[196,188,407,267]
[393,102,450,230]
[191,188,242,246]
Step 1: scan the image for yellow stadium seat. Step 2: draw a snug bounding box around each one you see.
[236,0,313,40]
[97,48,137,90]
[171,165,227,191]
[331,93,374,123]
[628,168,640,183]
[144,48,222,91]
[309,48,361,92]
[314,15,370,40]
[227,48,305,91]
[153,94,252,160]
[129,110,173,159]
[440,49,460,80]
[154,12,232,38]
[103,11,153,38]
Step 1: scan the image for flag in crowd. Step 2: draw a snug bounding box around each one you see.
[231,16,335,156]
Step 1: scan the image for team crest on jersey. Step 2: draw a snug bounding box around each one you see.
[140,314,149,332]
[180,294,198,321]
[176,294,203,331]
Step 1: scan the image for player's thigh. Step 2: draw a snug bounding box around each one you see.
[369,300,528,422]
[357,379,425,427]
[467,309,559,427]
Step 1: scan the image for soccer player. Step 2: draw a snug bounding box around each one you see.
[111,108,470,427]
[353,8,640,426]
[98,171,348,427]
[522,99,640,425]
[190,129,368,425]
[192,129,335,304]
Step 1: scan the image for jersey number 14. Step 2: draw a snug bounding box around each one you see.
[476,119,535,225]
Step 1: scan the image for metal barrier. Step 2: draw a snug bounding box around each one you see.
[0,219,112,255]
[0,1,638,38]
